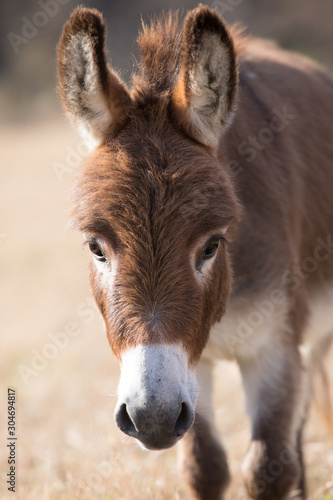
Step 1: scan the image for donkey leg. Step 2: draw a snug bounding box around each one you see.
[294,415,307,499]
[178,358,230,500]
[238,339,306,500]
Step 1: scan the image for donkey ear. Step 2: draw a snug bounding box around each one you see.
[57,7,131,148]
[172,7,238,148]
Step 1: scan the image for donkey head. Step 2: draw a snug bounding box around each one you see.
[57,6,241,450]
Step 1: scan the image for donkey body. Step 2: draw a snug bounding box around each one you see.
[58,6,333,499]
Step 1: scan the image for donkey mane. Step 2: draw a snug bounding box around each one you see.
[134,12,183,97]
[132,9,246,102]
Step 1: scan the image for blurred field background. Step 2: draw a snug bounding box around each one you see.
[0,0,333,499]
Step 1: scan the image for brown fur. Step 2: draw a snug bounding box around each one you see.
[179,413,230,500]
[71,111,240,365]
[133,12,182,97]
[57,5,333,500]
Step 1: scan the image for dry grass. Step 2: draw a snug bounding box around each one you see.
[0,120,332,500]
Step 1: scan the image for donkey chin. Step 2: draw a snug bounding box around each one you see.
[114,344,199,450]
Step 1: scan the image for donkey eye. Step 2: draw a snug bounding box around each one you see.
[195,236,222,271]
[203,238,221,260]
[88,240,106,262]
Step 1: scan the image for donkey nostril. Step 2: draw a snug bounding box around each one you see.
[115,403,138,436]
[174,402,193,437]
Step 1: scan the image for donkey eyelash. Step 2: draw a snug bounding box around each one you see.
[209,233,228,244]
[82,238,97,250]
[82,234,103,247]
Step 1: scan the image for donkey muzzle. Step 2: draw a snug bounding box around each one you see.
[115,398,194,449]
[114,344,198,450]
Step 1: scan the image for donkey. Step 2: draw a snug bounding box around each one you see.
[57,5,333,500]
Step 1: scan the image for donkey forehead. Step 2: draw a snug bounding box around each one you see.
[72,131,237,242]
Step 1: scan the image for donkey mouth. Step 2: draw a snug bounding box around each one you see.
[136,433,183,451]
